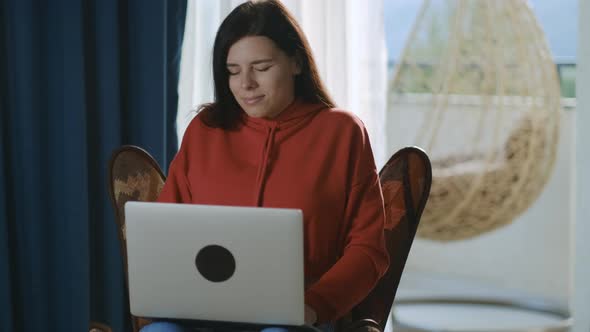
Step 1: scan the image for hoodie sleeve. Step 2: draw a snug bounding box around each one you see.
[305,118,389,322]
[157,120,195,203]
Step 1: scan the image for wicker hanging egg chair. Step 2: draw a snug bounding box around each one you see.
[387,0,561,241]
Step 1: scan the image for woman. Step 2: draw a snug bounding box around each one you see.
[144,0,389,331]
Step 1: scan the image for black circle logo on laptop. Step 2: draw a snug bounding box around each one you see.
[195,245,236,282]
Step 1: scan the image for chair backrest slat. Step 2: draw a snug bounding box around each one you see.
[108,145,166,332]
[350,147,432,331]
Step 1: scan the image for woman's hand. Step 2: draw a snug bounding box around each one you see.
[305,304,318,325]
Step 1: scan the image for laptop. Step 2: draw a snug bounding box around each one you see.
[124,201,305,327]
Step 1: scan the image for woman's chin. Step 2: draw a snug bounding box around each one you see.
[243,107,272,119]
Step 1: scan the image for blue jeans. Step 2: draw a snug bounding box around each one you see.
[140,322,334,332]
[140,322,188,332]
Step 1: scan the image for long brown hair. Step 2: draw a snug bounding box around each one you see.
[199,0,335,129]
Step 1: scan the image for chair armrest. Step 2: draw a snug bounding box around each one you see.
[89,321,112,332]
[342,319,382,332]
[136,317,154,331]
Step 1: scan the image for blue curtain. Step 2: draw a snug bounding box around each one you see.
[0,0,186,331]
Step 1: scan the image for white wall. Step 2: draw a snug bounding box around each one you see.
[387,104,574,307]
[572,1,590,331]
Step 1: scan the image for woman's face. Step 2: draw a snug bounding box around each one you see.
[227,36,301,119]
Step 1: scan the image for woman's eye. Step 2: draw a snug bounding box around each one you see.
[228,71,239,76]
[255,66,272,72]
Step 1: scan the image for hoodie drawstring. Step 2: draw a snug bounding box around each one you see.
[254,125,278,206]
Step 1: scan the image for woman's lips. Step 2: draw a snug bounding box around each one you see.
[243,96,264,105]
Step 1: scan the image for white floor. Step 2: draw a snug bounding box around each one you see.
[390,271,570,331]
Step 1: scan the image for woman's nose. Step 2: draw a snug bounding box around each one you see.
[241,71,257,89]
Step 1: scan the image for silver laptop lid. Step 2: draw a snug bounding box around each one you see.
[125,202,305,326]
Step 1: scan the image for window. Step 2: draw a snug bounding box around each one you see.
[384,0,577,98]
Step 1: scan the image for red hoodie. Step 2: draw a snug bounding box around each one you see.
[157,99,389,322]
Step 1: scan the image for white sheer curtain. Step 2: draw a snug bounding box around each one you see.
[177,0,388,167]
[176,0,244,144]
